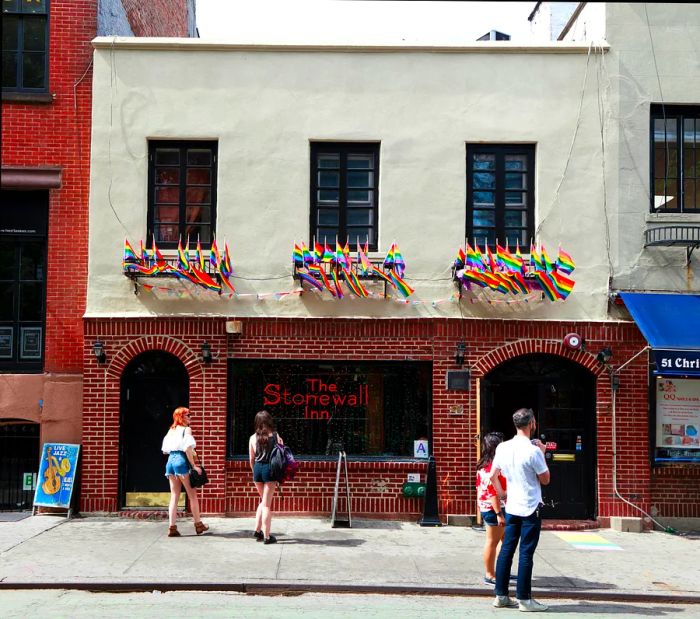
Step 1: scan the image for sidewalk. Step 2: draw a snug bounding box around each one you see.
[0,515,698,603]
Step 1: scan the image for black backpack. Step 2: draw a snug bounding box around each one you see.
[268,434,298,483]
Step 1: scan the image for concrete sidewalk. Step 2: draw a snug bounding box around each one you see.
[0,515,698,603]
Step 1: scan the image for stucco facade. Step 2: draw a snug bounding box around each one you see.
[81,3,699,524]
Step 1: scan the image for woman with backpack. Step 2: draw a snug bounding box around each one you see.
[475,432,507,585]
[161,406,209,537]
[249,410,283,545]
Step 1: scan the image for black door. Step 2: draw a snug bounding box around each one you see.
[0,421,39,510]
[120,351,189,508]
[480,354,596,520]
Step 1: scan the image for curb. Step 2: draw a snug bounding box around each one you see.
[0,582,698,604]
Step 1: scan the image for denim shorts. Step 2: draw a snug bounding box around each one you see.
[481,509,503,526]
[253,461,272,483]
[165,451,190,477]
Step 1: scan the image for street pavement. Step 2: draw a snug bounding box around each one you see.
[0,514,698,606]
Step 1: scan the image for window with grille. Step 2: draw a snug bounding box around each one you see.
[651,105,700,213]
[466,144,535,250]
[147,141,218,249]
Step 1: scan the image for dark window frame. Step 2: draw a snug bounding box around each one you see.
[0,191,48,373]
[147,140,218,250]
[1,0,50,93]
[466,144,535,251]
[310,142,380,252]
[226,359,432,460]
[650,104,700,214]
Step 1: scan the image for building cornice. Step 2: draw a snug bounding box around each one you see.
[92,36,608,54]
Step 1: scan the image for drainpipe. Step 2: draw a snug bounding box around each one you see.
[609,345,676,533]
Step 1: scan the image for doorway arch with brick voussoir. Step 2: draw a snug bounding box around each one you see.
[473,339,607,521]
[80,334,227,515]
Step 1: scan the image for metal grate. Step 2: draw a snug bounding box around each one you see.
[644,225,700,247]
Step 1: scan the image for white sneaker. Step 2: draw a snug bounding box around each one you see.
[518,598,549,612]
[493,595,519,608]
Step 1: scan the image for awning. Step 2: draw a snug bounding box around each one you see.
[619,292,700,376]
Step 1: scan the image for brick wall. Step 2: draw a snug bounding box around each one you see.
[121,0,190,37]
[1,0,97,373]
[79,315,697,522]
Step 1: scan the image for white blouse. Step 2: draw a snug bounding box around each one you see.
[161,426,196,454]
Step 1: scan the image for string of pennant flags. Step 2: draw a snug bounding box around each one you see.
[454,240,576,301]
[292,240,415,299]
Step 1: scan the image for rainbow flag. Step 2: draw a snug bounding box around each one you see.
[550,270,575,298]
[343,241,352,267]
[486,245,498,273]
[330,266,344,298]
[123,238,139,263]
[196,237,205,271]
[384,243,396,270]
[322,242,334,263]
[393,244,405,278]
[463,270,488,288]
[314,242,325,263]
[191,264,221,292]
[301,242,315,265]
[220,241,233,278]
[510,271,530,295]
[515,241,526,274]
[210,237,220,271]
[220,274,236,294]
[308,263,336,297]
[357,242,373,275]
[498,243,523,273]
[455,245,466,269]
[388,269,414,298]
[292,243,304,267]
[534,270,562,301]
[177,237,189,271]
[530,243,544,271]
[140,240,151,264]
[556,246,576,274]
[371,267,394,287]
[343,267,368,297]
[471,242,488,270]
[297,271,324,291]
[540,244,554,272]
[152,236,165,265]
[335,241,348,269]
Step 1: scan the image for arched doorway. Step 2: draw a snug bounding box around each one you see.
[480,353,596,520]
[120,351,189,508]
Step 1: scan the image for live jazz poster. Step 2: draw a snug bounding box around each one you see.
[33,443,80,509]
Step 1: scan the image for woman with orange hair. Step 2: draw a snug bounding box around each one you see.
[161,406,209,537]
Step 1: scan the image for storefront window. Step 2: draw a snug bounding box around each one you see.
[654,377,700,463]
[228,360,431,458]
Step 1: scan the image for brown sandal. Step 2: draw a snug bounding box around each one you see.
[194,521,209,535]
[168,525,181,537]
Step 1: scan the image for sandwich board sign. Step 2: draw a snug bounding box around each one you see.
[33,443,80,518]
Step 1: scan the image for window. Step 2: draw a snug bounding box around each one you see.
[2,0,49,92]
[310,142,379,251]
[147,141,218,249]
[228,360,431,458]
[466,144,535,250]
[651,105,700,213]
[0,191,47,372]
[653,377,700,464]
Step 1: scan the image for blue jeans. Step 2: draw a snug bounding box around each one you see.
[495,507,541,600]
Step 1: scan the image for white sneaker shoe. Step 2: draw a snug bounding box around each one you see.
[493,595,519,608]
[518,598,549,612]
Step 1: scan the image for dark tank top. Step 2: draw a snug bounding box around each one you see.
[254,433,276,463]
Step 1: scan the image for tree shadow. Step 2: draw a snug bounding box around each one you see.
[532,576,618,591]
[547,601,688,615]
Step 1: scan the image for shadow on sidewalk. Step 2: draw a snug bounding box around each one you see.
[546,601,685,615]
[213,531,365,547]
[532,575,618,590]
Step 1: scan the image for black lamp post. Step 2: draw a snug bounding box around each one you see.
[93,340,106,364]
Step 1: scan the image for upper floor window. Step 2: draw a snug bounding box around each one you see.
[466,144,535,250]
[147,141,218,249]
[651,105,700,213]
[310,142,379,251]
[2,0,49,92]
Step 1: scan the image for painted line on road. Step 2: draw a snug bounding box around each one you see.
[554,532,622,550]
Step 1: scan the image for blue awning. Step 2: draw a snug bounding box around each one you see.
[619,292,700,376]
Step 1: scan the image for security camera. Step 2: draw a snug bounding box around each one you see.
[563,333,584,350]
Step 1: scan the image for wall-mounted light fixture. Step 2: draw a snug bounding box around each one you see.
[455,341,466,367]
[596,347,613,364]
[201,341,213,364]
[93,340,107,364]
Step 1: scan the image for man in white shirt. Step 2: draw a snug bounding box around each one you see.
[489,408,550,612]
